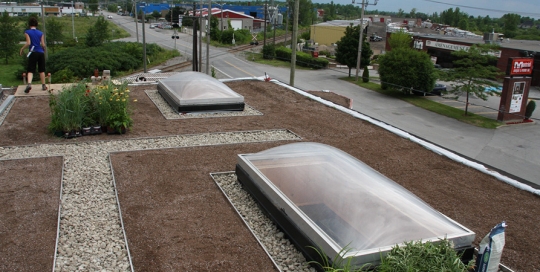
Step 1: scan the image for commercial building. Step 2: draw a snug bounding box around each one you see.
[407,34,540,86]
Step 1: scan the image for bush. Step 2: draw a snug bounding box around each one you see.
[47,42,163,79]
[262,44,275,59]
[362,68,369,83]
[275,46,329,69]
[525,100,536,119]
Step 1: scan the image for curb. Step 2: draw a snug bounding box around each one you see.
[0,95,15,116]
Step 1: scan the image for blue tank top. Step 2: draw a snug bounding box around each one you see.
[25,28,44,53]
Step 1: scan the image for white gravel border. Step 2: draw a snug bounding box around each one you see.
[211,172,316,272]
[145,89,263,119]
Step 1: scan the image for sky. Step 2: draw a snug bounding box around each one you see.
[311,0,540,19]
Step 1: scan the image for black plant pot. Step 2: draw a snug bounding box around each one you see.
[91,125,103,135]
[82,127,92,136]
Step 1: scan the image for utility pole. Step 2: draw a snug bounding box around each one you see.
[289,0,298,86]
[285,1,288,45]
[198,0,203,72]
[263,0,267,48]
[206,0,211,75]
[354,0,378,82]
[71,1,75,39]
[142,4,147,72]
[40,1,48,59]
[134,0,139,42]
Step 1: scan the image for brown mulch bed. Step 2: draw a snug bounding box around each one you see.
[306,91,352,109]
[110,144,285,271]
[1,80,539,271]
[0,156,63,271]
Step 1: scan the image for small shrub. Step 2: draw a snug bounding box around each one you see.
[262,44,275,59]
[53,68,75,83]
[525,100,536,120]
[362,68,369,83]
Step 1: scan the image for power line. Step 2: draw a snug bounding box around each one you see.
[423,0,540,18]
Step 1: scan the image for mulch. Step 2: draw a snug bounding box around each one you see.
[0,156,63,272]
[0,80,539,271]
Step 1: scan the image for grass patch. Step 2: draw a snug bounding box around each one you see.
[341,77,502,129]
[0,54,24,87]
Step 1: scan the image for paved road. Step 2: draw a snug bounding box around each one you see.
[106,12,540,187]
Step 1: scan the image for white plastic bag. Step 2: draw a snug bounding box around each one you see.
[475,221,507,272]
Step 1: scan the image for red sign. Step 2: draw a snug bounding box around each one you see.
[508,58,534,76]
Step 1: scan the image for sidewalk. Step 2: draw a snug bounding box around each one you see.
[273,68,540,187]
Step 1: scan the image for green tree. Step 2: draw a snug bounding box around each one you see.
[397,8,404,18]
[46,17,64,54]
[446,44,502,115]
[502,13,520,38]
[335,24,373,77]
[151,11,161,20]
[388,31,412,50]
[107,4,118,13]
[458,18,469,30]
[289,0,315,26]
[409,8,416,19]
[165,7,185,23]
[86,16,110,47]
[378,48,436,94]
[88,0,99,14]
[209,15,220,41]
[0,11,19,64]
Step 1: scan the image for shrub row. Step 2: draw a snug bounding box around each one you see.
[275,46,329,69]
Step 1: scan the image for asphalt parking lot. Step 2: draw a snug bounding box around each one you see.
[424,82,540,121]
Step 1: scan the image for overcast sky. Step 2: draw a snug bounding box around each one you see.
[311,0,540,19]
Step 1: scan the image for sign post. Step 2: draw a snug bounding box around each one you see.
[497,58,534,122]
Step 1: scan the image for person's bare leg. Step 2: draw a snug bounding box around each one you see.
[27,72,33,84]
[39,72,45,84]
[39,72,47,90]
[24,72,33,93]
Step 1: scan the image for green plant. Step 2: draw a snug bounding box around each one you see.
[262,44,275,60]
[525,100,536,120]
[211,66,216,78]
[307,245,370,272]
[362,68,369,83]
[377,239,472,272]
[101,81,134,131]
[48,82,90,133]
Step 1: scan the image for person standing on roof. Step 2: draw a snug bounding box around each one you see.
[19,17,47,93]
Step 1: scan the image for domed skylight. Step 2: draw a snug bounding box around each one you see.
[157,71,244,112]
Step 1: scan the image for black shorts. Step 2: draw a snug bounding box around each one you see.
[27,52,46,74]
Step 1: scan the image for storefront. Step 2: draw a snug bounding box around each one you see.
[404,34,540,86]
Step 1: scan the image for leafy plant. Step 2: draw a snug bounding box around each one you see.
[525,100,536,120]
[48,82,90,133]
[377,239,472,272]
[101,81,134,131]
[48,80,135,135]
[307,245,370,272]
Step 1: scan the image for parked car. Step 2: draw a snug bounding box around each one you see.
[484,86,503,93]
[412,83,447,96]
[370,34,382,42]
[431,83,447,95]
